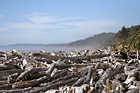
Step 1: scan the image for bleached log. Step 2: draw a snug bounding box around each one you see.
[72,77,86,86]
[84,66,94,84]
[137,51,139,60]
[46,63,57,76]
[127,88,139,93]
[94,68,113,92]
[37,76,51,83]
[12,49,48,68]
[99,68,113,85]
[95,65,124,92]
[98,65,124,85]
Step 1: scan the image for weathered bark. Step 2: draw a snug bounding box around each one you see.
[29,77,78,93]
[35,58,52,64]
[127,88,139,93]
[66,54,110,60]
[0,76,8,81]
[72,77,86,86]
[46,63,57,76]
[94,68,113,92]
[36,70,71,84]
[56,63,90,69]
[29,71,46,80]
[84,66,94,84]
[99,68,113,85]
[52,69,68,79]
[105,79,114,93]
[16,68,47,81]
[0,54,6,57]
[12,79,40,88]
[95,65,124,92]
[0,80,7,85]
[0,64,16,70]
[0,87,31,93]
[37,76,51,83]
[95,63,110,70]
[0,69,24,77]
[49,72,80,84]
[33,53,110,61]
[0,84,12,90]
[7,73,19,84]
[113,65,124,75]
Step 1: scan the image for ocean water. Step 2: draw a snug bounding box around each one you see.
[0,46,94,52]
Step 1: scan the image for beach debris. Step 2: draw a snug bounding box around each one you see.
[0,49,139,92]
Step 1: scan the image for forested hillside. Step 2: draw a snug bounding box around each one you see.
[69,24,140,50]
[114,25,140,50]
[69,33,116,49]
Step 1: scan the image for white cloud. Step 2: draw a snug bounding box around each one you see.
[4,13,124,39]
[60,19,124,34]
[6,23,66,31]
[0,28,8,31]
[27,13,78,24]
[6,18,124,36]
[6,13,78,31]
[27,16,57,23]
[63,19,123,28]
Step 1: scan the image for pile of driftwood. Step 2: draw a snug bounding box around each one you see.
[0,49,140,93]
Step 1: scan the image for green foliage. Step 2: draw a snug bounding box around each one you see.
[114,25,140,50]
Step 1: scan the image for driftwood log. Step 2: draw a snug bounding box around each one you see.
[84,66,94,84]
[29,77,78,93]
[12,49,48,68]
[32,52,110,61]
[72,77,86,86]
[16,67,47,81]
[0,69,24,77]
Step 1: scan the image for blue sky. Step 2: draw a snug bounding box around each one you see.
[0,0,140,45]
